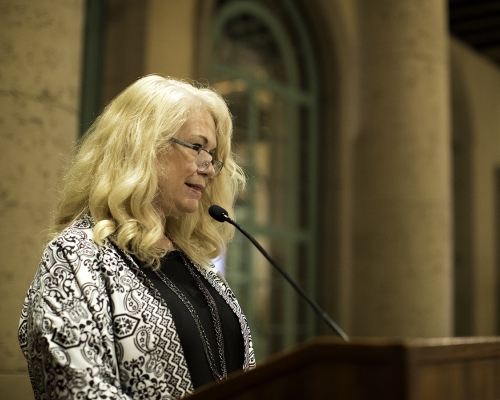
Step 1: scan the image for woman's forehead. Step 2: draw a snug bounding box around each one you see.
[178,110,217,148]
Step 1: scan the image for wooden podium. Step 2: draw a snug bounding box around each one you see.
[187,337,500,400]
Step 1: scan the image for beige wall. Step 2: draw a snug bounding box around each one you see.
[312,0,359,331]
[451,39,500,335]
[144,0,197,78]
[101,0,198,107]
[350,0,452,338]
[0,1,84,398]
[313,0,453,338]
[316,1,500,339]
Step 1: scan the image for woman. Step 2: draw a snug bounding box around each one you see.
[18,75,255,399]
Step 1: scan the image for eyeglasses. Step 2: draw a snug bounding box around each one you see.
[169,137,224,176]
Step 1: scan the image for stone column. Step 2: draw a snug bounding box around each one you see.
[351,0,452,337]
[0,1,84,398]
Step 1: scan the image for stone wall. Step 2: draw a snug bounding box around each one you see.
[0,1,84,398]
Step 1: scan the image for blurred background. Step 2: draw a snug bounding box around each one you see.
[1,0,500,397]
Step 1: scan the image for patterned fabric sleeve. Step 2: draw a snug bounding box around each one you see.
[18,229,132,400]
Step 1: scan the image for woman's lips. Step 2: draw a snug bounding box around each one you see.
[185,182,204,195]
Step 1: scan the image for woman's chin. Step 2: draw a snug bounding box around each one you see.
[175,201,200,218]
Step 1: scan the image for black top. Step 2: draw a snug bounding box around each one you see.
[139,251,244,389]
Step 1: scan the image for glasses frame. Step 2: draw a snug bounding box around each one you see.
[169,137,224,176]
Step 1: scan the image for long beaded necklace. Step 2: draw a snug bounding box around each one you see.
[154,251,227,382]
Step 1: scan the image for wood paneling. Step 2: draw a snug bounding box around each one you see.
[187,337,500,400]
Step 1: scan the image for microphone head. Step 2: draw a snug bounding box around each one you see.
[209,205,230,223]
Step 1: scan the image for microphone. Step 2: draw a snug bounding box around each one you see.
[208,205,230,223]
[208,205,349,342]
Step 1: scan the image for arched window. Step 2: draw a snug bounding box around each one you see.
[210,0,319,359]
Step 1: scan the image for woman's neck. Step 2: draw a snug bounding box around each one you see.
[156,235,174,250]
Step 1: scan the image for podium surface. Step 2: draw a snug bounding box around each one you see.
[187,337,500,400]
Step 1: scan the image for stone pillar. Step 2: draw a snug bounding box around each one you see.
[351,0,452,337]
[0,1,84,398]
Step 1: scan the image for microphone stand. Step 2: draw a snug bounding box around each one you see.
[218,212,349,342]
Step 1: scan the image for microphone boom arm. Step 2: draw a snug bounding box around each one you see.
[225,218,349,342]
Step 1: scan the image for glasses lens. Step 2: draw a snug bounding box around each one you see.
[195,151,223,176]
[194,150,220,175]
[212,161,223,174]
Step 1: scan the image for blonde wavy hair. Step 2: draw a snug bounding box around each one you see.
[51,74,245,268]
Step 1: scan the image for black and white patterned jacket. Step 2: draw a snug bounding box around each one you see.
[18,215,256,399]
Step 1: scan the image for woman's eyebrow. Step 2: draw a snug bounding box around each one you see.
[193,134,217,152]
[196,135,208,144]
